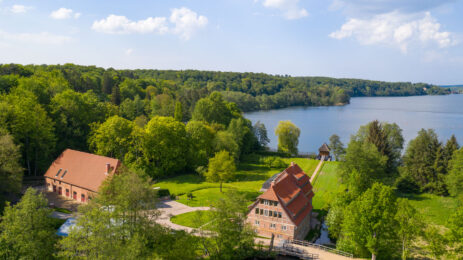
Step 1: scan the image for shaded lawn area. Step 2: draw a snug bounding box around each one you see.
[155,157,319,207]
[312,161,345,210]
[397,192,459,227]
[170,210,214,229]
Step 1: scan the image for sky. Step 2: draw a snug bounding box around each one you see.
[0,0,462,85]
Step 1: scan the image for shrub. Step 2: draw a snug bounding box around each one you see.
[395,175,420,193]
[157,188,170,197]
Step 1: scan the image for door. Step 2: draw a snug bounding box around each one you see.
[58,187,62,195]
[66,189,69,197]
[53,185,57,192]
[81,194,85,202]
[73,192,77,200]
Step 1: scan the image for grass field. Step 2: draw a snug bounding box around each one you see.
[398,192,459,227]
[170,210,214,228]
[155,157,321,207]
[312,162,345,210]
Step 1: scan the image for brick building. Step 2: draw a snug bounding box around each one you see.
[44,149,120,203]
[247,162,314,240]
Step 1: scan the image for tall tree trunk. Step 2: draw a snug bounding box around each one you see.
[371,254,376,260]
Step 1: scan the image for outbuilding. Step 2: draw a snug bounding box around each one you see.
[44,149,120,203]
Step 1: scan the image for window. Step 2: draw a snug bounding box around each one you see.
[274,201,278,206]
[274,211,278,217]
[255,208,259,214]
[255,220,260,225]
[55,169,62,177]
[270,223,276,229]
[282,225,287,231]
[264,210,268,216]
[269,211,273,217]
[260,199,264,204]
[260,209,263,215]
[278,212,282,218]
[65,189,69,197]
[73,191,77,200]
[61,170,68,179]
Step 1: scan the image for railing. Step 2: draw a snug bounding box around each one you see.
[287,239,354,258]
[274,246,319,260]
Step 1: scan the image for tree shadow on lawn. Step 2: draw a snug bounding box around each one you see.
[396,191,429,202]
[234,164,281,182]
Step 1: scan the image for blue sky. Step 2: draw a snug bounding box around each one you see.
[0,0,462,84]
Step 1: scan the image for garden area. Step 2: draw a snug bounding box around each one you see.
[155,156,320,208]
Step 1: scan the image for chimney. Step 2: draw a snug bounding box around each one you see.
[291,161,295,166]
[105,163,110,175]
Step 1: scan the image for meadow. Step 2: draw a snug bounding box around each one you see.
[164,155,459,229]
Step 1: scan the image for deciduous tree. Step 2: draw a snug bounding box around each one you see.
[275,120,300,156]
[0,188,56,259]
[205,151,236,192]
[329,134,345,161]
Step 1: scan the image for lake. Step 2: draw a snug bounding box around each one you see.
[244,94,463,153]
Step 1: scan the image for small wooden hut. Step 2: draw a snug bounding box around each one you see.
[318,143,330,158]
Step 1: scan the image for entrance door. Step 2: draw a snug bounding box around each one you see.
[58,187,62,195]
[73,192,77,200]
[66,189,69,197]
[53,185,57,192]
[81,194,85,202]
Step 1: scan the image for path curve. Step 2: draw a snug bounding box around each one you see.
[154,200,210,232]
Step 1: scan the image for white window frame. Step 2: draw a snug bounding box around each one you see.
[255,220,260,225]
[270,223,276,229]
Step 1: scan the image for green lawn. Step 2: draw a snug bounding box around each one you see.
[397,192,459,227]
[312,161,345,210]
[170,210,214,228]
[155,157,319,207]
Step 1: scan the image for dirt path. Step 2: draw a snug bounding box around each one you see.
[154,200,210,232]
[310,156,325,184]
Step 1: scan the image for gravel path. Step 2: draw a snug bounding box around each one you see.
[154,200,210,232]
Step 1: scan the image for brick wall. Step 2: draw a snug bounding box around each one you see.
[45,177,95,203]
[247,201,296,241]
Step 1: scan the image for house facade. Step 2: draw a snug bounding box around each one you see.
[247,162,314,241]
[44,149,120,203]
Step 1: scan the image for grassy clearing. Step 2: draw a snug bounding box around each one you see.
[311,162,345,210]
[397,192,459,227]
[155,156,319,207]
[170,210,214,228]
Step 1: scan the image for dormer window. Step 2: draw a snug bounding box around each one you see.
[55,169,62,177]
[60,170,68,179]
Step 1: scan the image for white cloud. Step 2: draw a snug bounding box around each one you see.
[125,48,133,55]
[330,12,456,53]
[0,30,71,45]
[169,7,208,40]
[92,15,168,34]
[10,5,31,14]
[261,0,308,20]
[50,8,80,20]
[92,8,207,40]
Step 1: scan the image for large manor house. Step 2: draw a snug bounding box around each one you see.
[246,162,315,240]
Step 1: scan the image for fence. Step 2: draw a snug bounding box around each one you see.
[287,239,354,258]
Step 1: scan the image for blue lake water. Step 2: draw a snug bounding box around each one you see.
[244,94,463,153]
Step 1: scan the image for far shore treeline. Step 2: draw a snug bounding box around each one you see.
[0,63,451,179]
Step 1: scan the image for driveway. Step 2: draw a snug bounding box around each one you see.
[154,200,210,232]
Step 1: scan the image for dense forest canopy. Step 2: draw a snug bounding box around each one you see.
[0,63,451,179]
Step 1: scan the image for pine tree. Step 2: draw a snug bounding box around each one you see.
[367,120,392,166]
[102,71,113,94]
[111,85,121,105]
[444,135,460,170]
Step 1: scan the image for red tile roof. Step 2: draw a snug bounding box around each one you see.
[44,149,120,192]
[254,163,314,226]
